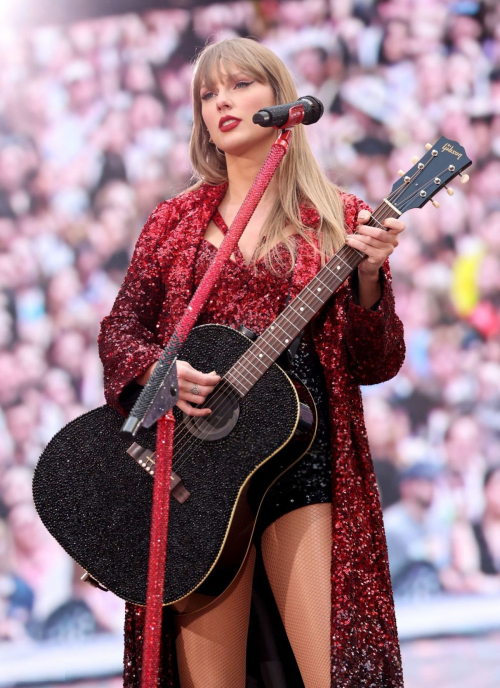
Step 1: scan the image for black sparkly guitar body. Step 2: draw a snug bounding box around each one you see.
[33,324,317,613]
[33,138,471,613]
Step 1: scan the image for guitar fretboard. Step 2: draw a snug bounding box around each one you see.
[223,199,400,397]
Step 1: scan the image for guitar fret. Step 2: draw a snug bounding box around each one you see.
[241,348,269,374]
[232,338,279,389]
[370,215,386,230]
[279,311,299,334]
[256,333,281,356]
[303,284,325,307]
[325,265,344,283]
[220,377,241,397]
[266,319,298,350]
[336,252,352,270]
[225,368,252,391]
[314,273,331,294]
[235,363,259,381]
[294,293,317,315]
[287,304,308,323]
[229,358,260,384]
[232,357,265,384]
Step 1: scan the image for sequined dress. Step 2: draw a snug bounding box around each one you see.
[98,181,406,687]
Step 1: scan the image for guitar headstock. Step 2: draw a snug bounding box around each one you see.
[388,137,472,213]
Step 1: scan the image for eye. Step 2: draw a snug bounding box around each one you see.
[201,81,254,101]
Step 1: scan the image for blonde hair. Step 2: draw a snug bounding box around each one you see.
[186,37,346,273]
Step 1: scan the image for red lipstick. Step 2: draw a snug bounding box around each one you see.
[219,116,241,132]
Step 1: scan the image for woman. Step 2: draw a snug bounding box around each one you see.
[98,37,406,688]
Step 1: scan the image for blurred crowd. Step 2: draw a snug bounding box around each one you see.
[0,0,500,643]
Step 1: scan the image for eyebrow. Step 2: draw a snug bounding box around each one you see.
[200,71,250,92]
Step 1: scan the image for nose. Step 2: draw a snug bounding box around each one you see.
[215,87,233,111]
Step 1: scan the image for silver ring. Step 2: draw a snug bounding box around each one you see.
[189,383,200,395]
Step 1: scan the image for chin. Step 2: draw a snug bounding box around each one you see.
[221,132,275,157]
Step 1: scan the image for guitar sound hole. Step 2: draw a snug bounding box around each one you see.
[182,385,240,440]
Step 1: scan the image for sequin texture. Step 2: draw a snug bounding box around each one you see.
[194,210,333,535]
[98,181,406,687]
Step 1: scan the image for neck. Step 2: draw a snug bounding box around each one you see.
[223,137,280,210]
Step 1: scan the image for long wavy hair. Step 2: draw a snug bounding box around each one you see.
[185,37,346,273]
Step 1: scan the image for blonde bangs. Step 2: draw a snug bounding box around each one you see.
[185,38,347,274]
[193,41,272,95]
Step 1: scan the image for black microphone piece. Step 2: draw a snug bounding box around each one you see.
[252,96,324,128]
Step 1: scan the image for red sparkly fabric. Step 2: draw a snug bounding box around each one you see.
[98,181,406,687]
[194,209,296,331]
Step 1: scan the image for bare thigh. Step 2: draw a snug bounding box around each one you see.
[261,502,332,688]
[174,544,256,688]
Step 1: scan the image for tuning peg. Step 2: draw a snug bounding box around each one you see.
[445,186,454,196]
[425,143,432,151]
[411,156,419,164]
[398,170,405,177]
[431,199,440,208]
[460,173,470,184]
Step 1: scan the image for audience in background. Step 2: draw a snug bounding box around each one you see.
[0,0,499,640]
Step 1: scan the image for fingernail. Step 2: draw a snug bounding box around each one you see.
[359,211,369,219]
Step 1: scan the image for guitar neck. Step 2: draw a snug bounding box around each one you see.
[224,200,401,397]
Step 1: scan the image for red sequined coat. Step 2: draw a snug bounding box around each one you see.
[98,182,405,687]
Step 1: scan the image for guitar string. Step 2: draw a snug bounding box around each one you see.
[166,157,437,465]
[397,166,451,210]
[165,163,438,473]
[165,159,447,473]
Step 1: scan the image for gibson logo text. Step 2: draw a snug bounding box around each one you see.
[442,143,462,160]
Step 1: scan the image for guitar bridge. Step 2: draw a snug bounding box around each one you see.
[126,442,191,504]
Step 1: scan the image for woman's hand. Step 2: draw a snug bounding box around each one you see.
[136,360,221,416]
[346,209,405,279]
[345,209,406,308]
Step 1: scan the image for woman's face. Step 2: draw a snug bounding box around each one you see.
[200,63,277,158]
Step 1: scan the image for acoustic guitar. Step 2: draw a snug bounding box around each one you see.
[32,137,471,614]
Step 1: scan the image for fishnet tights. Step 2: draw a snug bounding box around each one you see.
[261,503,332,688]
[174,544,257,688]
[174,503,332,688]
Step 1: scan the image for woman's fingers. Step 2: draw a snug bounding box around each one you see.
[383,217,406,233]
[356,222,404,242]
[179,378,217,403]
[176,399,212,417]
[356,214,405,235]
[348,233,397,250]
[177,361,221,387]
[346,234,395,258]
[175,362,221,416]
[346,215,406,259]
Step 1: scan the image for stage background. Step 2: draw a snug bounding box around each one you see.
[1,0,500,686]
